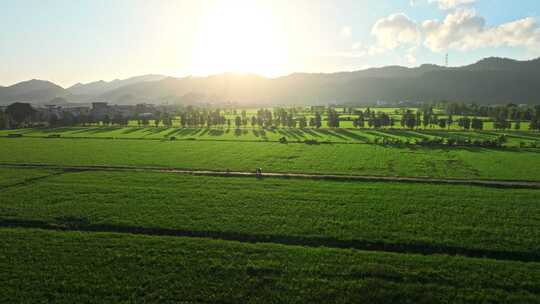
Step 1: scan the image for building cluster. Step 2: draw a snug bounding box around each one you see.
[38,102,160,122]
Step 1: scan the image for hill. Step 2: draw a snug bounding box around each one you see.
[97,57,540,105]
[0,79,68,105]
[2,57,540,106]
[67,74,166,96]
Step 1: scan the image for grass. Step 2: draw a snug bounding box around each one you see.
[2,169,540,259]
[1,137,539,181]
[0,168,58,187]
[1,227,540,303]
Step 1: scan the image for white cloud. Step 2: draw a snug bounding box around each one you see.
[371,13,419,49]
[340,26,352,38]
[429,0,476,10]
[405,47,418,65]
[423,8,540,52]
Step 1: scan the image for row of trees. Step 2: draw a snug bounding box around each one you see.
[371,135,508,148]
[442,102,540,121]
[2,102,540,132]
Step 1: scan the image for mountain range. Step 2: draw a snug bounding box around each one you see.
[1,57,539,106]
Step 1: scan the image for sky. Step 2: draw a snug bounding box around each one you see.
[1,0,540,87]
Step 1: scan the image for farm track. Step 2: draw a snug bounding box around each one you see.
[1,218,538,263]
[1,162,540,189]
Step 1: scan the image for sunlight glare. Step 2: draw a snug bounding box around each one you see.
[191,1,287,76]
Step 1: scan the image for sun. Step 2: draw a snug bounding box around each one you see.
[191,0,287,77]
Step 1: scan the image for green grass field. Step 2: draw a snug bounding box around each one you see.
[1,137,539,181]
[1,169,539,259]
[2,228,539,303]
[2,124,540,302]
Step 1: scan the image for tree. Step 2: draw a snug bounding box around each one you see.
[471,118,483,130]
[314,112,322,129]
[458,117,471,130]
[234,116,241,128]
[401,110,416,130]
[514,120,521,130]
[438,118,447,129]
[327,108,340,128]
[5,102,35,127]
[162,113,173,128]
[112,114,123,126]
[103,115,111,126]
[0,110,7,129]
[141,117,149,127]
[298,116,307,128]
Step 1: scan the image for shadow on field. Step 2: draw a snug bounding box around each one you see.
[312,129,348,141]
[75,127,122,134]
[208,129,225,136]
[0,217,537,263]
[333,129,371,142]
[363,130,401,140]
[300,128,323,138]
[143,128,170,135]
[121,128,146,135]
[277,129,304,140]
[39,127,86,133]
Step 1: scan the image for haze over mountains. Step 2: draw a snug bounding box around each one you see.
[1,57,539,106]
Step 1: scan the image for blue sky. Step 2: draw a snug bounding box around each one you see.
[1,0,539,87]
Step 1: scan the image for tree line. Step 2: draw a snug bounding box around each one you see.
[2,102,540,131]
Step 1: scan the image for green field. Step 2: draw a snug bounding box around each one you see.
[2,228,540,303]
[2,125,540,302]
[1,137,539,181]
[2,126,539,147]
[1,169,539,259]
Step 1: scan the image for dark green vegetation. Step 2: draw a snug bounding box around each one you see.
[2,227,540,303]
[1,119,540,302]
[1,137,539,181]
[2,169,540,260]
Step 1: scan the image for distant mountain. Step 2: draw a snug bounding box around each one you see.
[67,74,166,96]
[0,79,68,105]
[97,57,540,105]
[2,57,540,106]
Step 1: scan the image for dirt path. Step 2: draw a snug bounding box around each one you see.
[1,162,539,189]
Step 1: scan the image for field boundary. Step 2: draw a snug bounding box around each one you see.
[1,218,538,263]
[1,162,539,189]
[0,170,67,190]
